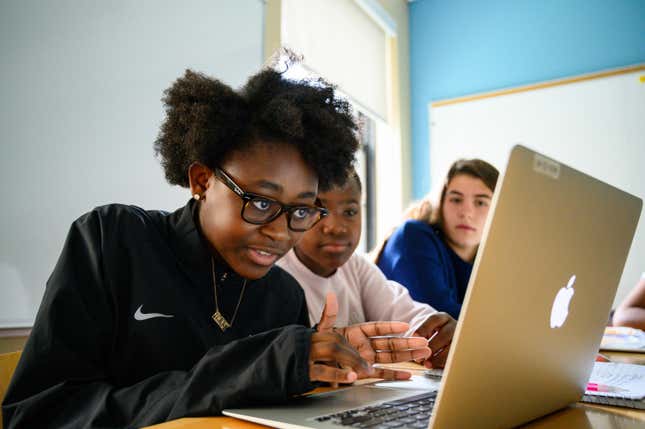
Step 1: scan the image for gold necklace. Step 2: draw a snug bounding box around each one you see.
[211,257,247,332]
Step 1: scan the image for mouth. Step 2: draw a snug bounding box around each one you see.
[456,224,475,232]
[320,242,351,253]
[246,246,283,267]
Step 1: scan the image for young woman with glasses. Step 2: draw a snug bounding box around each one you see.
[3,56,429,428]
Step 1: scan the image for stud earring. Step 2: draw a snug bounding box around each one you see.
[193,194,202,201]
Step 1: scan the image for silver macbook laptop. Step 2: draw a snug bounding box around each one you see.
[224,145,642,429]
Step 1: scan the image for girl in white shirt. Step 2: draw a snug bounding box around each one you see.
[277,170,457,368]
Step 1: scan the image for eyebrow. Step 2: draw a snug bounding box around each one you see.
[342,198,361,205]
[447,190,492,199]
[255,180,317,200]
[319,197,360,205]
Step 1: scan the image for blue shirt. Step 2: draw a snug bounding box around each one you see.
[377,220,472,319]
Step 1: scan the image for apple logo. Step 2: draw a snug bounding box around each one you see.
[550,275,576,328]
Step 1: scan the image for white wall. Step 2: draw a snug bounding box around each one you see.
[0,0,264,327]
[429,67,645,309]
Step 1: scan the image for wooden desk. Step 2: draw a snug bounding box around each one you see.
[144,353,645,429]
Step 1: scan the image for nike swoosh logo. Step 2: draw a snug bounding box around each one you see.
[134,305,174,321]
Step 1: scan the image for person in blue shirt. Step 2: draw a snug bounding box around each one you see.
[375,159,499,320]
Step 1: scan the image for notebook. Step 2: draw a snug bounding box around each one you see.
[581,362,645,410]
[223,145,642,428]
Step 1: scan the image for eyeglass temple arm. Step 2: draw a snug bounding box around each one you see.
[215,169,246,198]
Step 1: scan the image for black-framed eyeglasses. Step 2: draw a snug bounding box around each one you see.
[214,168,328,232]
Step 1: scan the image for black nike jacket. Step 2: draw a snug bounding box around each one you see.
[2,200,315,428]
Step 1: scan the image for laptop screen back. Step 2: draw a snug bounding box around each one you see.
[429,145,642,428]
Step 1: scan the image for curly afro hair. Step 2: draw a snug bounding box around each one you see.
[154,55,359,191]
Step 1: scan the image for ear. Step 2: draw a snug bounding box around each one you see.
[188,162,213,198]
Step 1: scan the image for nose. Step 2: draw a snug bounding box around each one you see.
[460,200,475,219]
[321,216,347,235]
[260,212,291,242]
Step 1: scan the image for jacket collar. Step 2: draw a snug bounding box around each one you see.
[167,199,244,289]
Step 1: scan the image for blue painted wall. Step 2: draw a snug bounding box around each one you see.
[409,0,645,199]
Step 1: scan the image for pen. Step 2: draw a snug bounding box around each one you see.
[586,382,627,393]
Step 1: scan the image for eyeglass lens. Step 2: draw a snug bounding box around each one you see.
[242,198,321,230]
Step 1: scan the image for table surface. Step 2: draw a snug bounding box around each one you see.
[144,350,645,429]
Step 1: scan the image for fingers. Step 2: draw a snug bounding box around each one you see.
[370,336,428,351]
[427,329,453,360]
[426,343,451,368]
[416,312,453,338]
[367,368,412,381]
[349,335,376,364]
[310,364,412,385]
[310,331,374,384]
[317,292,338,333]
[425,315,456,364]
[349,321,410,337]
[340,321,434,365]
[415,313,456,369]
[341,324,431,365]
[309,363,357,384]
[310,338,371,370]
[373,347,431,363]
[338,322,410,365]
[368,335,431,363]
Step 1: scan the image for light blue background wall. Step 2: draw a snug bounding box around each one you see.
[409,0,645,199]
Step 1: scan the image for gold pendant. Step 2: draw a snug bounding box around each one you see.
[212,311,231,331]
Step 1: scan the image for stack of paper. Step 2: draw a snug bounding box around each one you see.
[600,327,645,352]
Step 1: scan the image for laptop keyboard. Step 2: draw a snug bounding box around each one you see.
[313,391,437,428]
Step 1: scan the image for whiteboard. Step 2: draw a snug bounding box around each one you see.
[0,0,264,328]
[429,65,645,308]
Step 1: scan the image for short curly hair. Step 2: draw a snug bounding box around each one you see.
[154,56,359,191]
